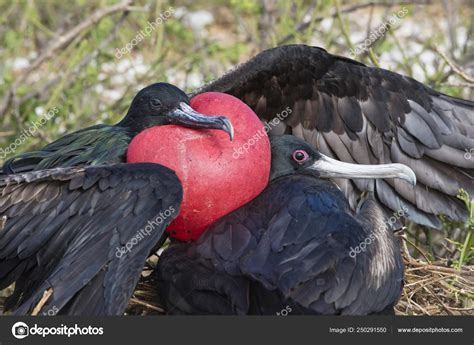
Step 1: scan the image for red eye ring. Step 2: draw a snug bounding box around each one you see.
[292,150,309,164]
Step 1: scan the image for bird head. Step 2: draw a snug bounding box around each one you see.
[119,83,234,140]
[270,135,416,185]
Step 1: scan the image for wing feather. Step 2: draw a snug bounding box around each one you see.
[201,44,474,226]
[0,163,182,315]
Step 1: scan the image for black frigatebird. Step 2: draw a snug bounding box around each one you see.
[2,82,233,174]
[156,135,415,315]
[197,44,474,228]
[0,83,234,315]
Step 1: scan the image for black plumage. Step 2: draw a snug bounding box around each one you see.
[197,44,474,228]
[156,135,410,315]
[1,83,233,175]
[2,44,473,315]
[0,82,234,315]
[0,163,182,315]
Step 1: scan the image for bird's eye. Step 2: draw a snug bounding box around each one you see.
[292,150,309,164]
[150,99,162,108]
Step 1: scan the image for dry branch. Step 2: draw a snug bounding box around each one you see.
[0,0,133,116]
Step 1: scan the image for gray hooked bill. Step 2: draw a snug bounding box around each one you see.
[168,102,234,141]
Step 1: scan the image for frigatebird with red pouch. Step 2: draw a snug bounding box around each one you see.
[0,83,233,315]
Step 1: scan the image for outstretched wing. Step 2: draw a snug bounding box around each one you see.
[199,44,474,228]
[0,163,182,315]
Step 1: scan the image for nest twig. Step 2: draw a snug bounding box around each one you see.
[126,252,474,316]
[395,254,474,316]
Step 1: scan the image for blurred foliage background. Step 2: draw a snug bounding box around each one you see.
[0,0,472,314]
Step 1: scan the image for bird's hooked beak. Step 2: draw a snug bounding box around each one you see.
[167,102,234,141]
[308,154,416,185]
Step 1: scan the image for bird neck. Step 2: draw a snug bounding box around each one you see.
[356,199,404,289]
[269,165,302,181]
[116,115,164,136]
